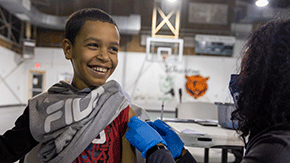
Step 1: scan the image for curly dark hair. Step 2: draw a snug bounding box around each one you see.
[231,18,290,138]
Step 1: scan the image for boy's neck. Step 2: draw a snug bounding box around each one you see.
[71,82,98,91]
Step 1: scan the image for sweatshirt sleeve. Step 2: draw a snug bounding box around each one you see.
[0,106,38,163]
[147,148,176,163]
[147,148,197,163]
[176,150,197,163]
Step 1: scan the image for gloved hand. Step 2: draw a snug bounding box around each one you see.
[126,116,167,158]
[147,120,184,159]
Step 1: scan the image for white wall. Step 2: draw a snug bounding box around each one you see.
[0,106,26,134]
[118,53,240,111]
[0,46,26,105]
[22,48,73,96]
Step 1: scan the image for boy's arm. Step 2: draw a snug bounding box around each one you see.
[0,106,38,163]
[122,107,137,163]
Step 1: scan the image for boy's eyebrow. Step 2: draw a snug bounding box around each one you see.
[111,41,120,46]
[84,37,120,45]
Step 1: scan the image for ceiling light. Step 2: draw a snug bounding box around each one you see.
[167,0,177,3]
[255,0,269,7]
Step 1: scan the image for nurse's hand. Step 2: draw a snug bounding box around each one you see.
[126,116,167,158]
[147,120,184,159]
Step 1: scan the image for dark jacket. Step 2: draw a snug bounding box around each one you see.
[241,123,290,163]
[0,107,38,163]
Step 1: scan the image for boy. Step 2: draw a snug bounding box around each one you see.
[0,8,136,163]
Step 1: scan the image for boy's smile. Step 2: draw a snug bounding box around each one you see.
[63,20,120,90]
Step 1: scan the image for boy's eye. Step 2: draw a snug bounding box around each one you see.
[87,43,99,48]
[109,47,119,53]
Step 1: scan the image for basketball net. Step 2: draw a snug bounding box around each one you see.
[162,54,169,61]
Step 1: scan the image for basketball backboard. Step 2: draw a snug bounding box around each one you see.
[146,37,184,62]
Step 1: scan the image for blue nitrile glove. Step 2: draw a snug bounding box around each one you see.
[148,120,184,159]
[126,116,167,158]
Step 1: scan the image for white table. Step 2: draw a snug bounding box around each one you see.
[166,121,244,163]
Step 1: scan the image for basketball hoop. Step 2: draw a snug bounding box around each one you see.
[158,47,171,62]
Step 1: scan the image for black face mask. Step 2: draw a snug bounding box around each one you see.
[229,74,241,107]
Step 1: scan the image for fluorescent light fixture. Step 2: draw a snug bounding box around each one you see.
[255,0,269,7]
[15,14,31,21]
[168,0,177,3]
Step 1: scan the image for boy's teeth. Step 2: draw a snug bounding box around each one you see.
[92,67,107,72]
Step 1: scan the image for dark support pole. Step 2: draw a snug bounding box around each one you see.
[222,148,228,163]
[204,148,209,163]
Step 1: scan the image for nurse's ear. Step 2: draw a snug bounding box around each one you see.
[62,38,73,60]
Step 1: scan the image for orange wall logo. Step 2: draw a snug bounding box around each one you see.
[185,75,209,99]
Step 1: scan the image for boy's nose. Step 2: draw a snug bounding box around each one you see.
[96,49,109,61]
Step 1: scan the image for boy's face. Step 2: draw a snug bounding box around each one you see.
[63,20,120,90]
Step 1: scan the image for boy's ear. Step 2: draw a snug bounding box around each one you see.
[62,39,73,60]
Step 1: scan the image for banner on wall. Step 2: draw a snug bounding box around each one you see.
[132,74,176,103]
[130,60,202,110]
[195,34,236,56]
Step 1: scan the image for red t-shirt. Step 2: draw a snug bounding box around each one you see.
[73,106,129,163]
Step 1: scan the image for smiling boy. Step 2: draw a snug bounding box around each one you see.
[0,8,136,163]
